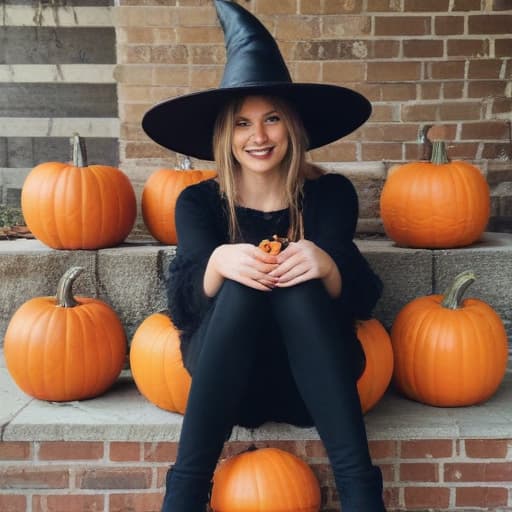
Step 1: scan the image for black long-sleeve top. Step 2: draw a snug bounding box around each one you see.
[166,172,383,427]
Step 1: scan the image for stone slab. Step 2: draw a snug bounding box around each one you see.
[433,232,512,340]
[97,243,171,342]
[1,348,511,442]
[0,240,97,343]
[357,240,433,330]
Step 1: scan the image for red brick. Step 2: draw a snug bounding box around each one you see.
[323,62,365,83]
[367,0,403,10]
[143,442,179,462]
[371,104,399,122]
[404,0,449,10]
[461,122,511,141]
[110,442,142,461]
[420,82,441,100]
[0,468,69,489]
[434,15,464,35]
[380,463,396,482]
[362,123,419,142]
[427,60,465,79]
[493,0,512,9]
[362,142,402,161]
[0,495,26,512]
[445,462,512,482]
[367,62,421,82]
[32,494,105,512]
[437,141,478,159]
[324,0,363,13]
[468,14,512,34]
[402,104,438,122]
[468,59,503,79]
[401,439,453,459]
[38,442,104,461]
[0,442,31,460]
[440,102,482,120]
[404,487,450,508]
[496,39,512,57]
[369,441,398,460]
[76,468,152,489]
[443,82,465,99]
[482,143,512,160]
[400,462,439,482]
[110,493,163,512]
[452,0,481,10]
[493,97,512,115]
[456,486,509,507]
[304,440,327,458]
[447,39,489,57]
[374,16,431,35]
[403,40,443,58]
[310,142,357,161]
[468,81,508,98]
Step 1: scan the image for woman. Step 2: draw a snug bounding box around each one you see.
[142,2,386,511]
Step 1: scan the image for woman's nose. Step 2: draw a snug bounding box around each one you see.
[251,122,268,143]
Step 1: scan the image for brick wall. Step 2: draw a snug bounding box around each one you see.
[1,438,512,511]
[116,0,512,233]
[0,0,510,233]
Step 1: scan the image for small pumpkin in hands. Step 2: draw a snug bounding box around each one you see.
[258,235,287,255]
[4,267,127,401]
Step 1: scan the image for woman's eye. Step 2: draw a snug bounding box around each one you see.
[235,120,250,127]
[266,115,280,123]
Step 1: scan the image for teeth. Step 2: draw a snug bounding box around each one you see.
[247,148,272,156]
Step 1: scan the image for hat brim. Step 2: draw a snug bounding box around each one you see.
[142,83,371,161]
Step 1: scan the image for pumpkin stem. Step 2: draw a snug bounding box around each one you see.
[56,266,84,308]
[440,270,476,310]
[178,154,193,170]
[430,140,450,165]
[72,133,88,167]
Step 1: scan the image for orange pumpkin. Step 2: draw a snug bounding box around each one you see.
[380,140,490,248]
[356,319,394,413]
[21,134,136,250]
[211,447,321,512]
[141,165,217,244]
[4,267,127,402]
[391,271,508,407]
[130,313,191,414]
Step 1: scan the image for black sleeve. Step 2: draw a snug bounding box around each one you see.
[166,181,224,334]
[307,174,383,320]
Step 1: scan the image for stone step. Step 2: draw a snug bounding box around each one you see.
[1,233,511,345]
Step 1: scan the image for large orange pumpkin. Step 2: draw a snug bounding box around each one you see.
[4,267,127,402]
[211,447,321,512]
[141,165,217,244]
[391,271,508,407]
[356,319,394,413]
[129,315,391,415]
[130,313,191,414]
[380,140,490,248]
[21,134,136,249]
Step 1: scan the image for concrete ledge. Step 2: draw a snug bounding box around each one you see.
[2,232,512,342]
[2,349,512,443]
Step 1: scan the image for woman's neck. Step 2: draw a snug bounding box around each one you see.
[235,171,288,212]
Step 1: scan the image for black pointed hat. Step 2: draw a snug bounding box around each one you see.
[142,0,371,161]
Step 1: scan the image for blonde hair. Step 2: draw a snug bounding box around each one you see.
[212,95,324,242]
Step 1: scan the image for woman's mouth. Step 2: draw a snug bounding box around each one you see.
[245,147,274,158]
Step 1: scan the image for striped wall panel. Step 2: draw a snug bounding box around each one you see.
[0,2,118,208]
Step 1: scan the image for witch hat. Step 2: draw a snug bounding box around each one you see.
[142,0,371,161]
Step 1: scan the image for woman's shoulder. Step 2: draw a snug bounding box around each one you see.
[304,172,356,199]
[177,177,220,208]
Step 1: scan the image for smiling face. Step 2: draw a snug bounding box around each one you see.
[232,96,289,177]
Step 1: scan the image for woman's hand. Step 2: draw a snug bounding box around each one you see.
[204,243,279,296]
[269,240,342,297]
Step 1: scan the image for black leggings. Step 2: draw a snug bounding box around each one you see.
[171,279,383,509]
